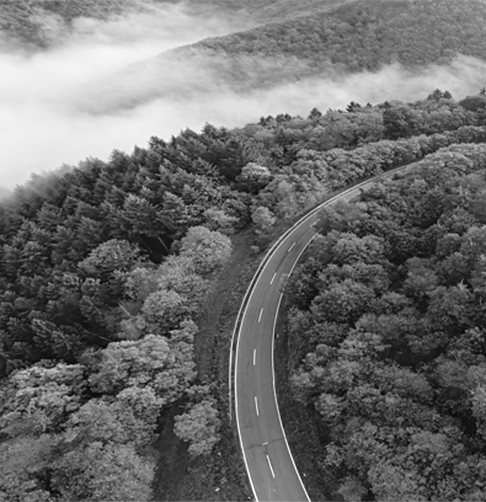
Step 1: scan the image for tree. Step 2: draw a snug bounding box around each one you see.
[315,200,365,235]
[368,460,424,501]
[178,226,232,274]
[0,362,86,437]
[142,289,189,333]
[174,398,221,456]
[336,477,367,502]
[427,89,452,101]
[403,257,439,300]
[89,333,195,403]
[0,474,54,502]
[383,105,420,139]
[0,434,58,502]
[122,266,161,306]
[308,107,322,120]
[30,318,85,360]
[121,194,170,253]
[203,207,239,233]
[329,232,386,266]
[66,398,157,449]
[157,255,208,310]
[51,442,153,502]
[78,239,141,278]
[312,279,376,325]
[117,385,163,425]
[251,205,277,235]
[235,162,272,193]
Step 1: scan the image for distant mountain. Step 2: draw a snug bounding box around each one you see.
[186,0,351,22]
[192,0,486,79]
[0,0,132,49]
[80,0,486,113]
[0,0,348,50]
[4,0,486,64]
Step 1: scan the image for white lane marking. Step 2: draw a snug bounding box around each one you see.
[266,454,276,478]
[271,261,311,499]
[253,349,256,366]
[258,308,264,323]
[287,242,296,253]
[254,396,260,416]
[233,163,410,502]
[262,441,269,446]
[270,272,277,285]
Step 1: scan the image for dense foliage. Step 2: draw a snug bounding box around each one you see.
[0,0,134,49]
[1,91,486,499]
[2,93,485,371]
[185,0,486,90]
[286,143,486,500]
[0,0,345,49]
[4,0,486,498]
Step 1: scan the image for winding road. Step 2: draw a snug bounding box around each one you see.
[232,166,413,501]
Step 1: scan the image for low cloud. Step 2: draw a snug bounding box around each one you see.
[1,4,486,189]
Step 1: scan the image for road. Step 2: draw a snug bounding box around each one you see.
[233,167,412,502]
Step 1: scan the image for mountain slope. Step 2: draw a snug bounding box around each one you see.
[0,0,349,50]
[194,0,486,74]
[1,91,486,500]
[0,0,134,48]
[81,0,486,113]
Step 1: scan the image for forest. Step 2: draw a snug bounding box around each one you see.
[285,142,486,500]
[0,0,343,50]
[180,0,486,90]
[1,90,486,500]
[8,0,486,102]
[89,0,486,114]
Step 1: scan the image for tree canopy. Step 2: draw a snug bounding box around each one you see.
[285,143,486,501]
[1,90,486,499]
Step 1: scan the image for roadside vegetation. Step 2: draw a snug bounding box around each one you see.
[283,142,486,500]
[1,89,486,500]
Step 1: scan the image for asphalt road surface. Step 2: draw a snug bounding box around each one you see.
[234,167,412,502]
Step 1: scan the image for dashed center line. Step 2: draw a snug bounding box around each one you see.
[288,242,296,253]
[258,308,264,323]
[254,396,260,416]
[253,349,256,366]
[270,272,277,285]
[266,454,276,478]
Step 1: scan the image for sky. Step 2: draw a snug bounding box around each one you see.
[1,5,486,190]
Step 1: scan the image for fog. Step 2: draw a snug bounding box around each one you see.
[1,4,486,189]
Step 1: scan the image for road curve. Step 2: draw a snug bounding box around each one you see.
[233,166,413,502]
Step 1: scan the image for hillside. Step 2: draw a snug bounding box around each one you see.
[191,0,486,81]
[0,0,133,49]
[1,90,486,500]
[83,0,486,113]
[3,0,486,499]
[0,0,347,50]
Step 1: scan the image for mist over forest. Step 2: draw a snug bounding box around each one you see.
[2,0,486,189]
[0,3,251,189]
[4,2,486,501]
